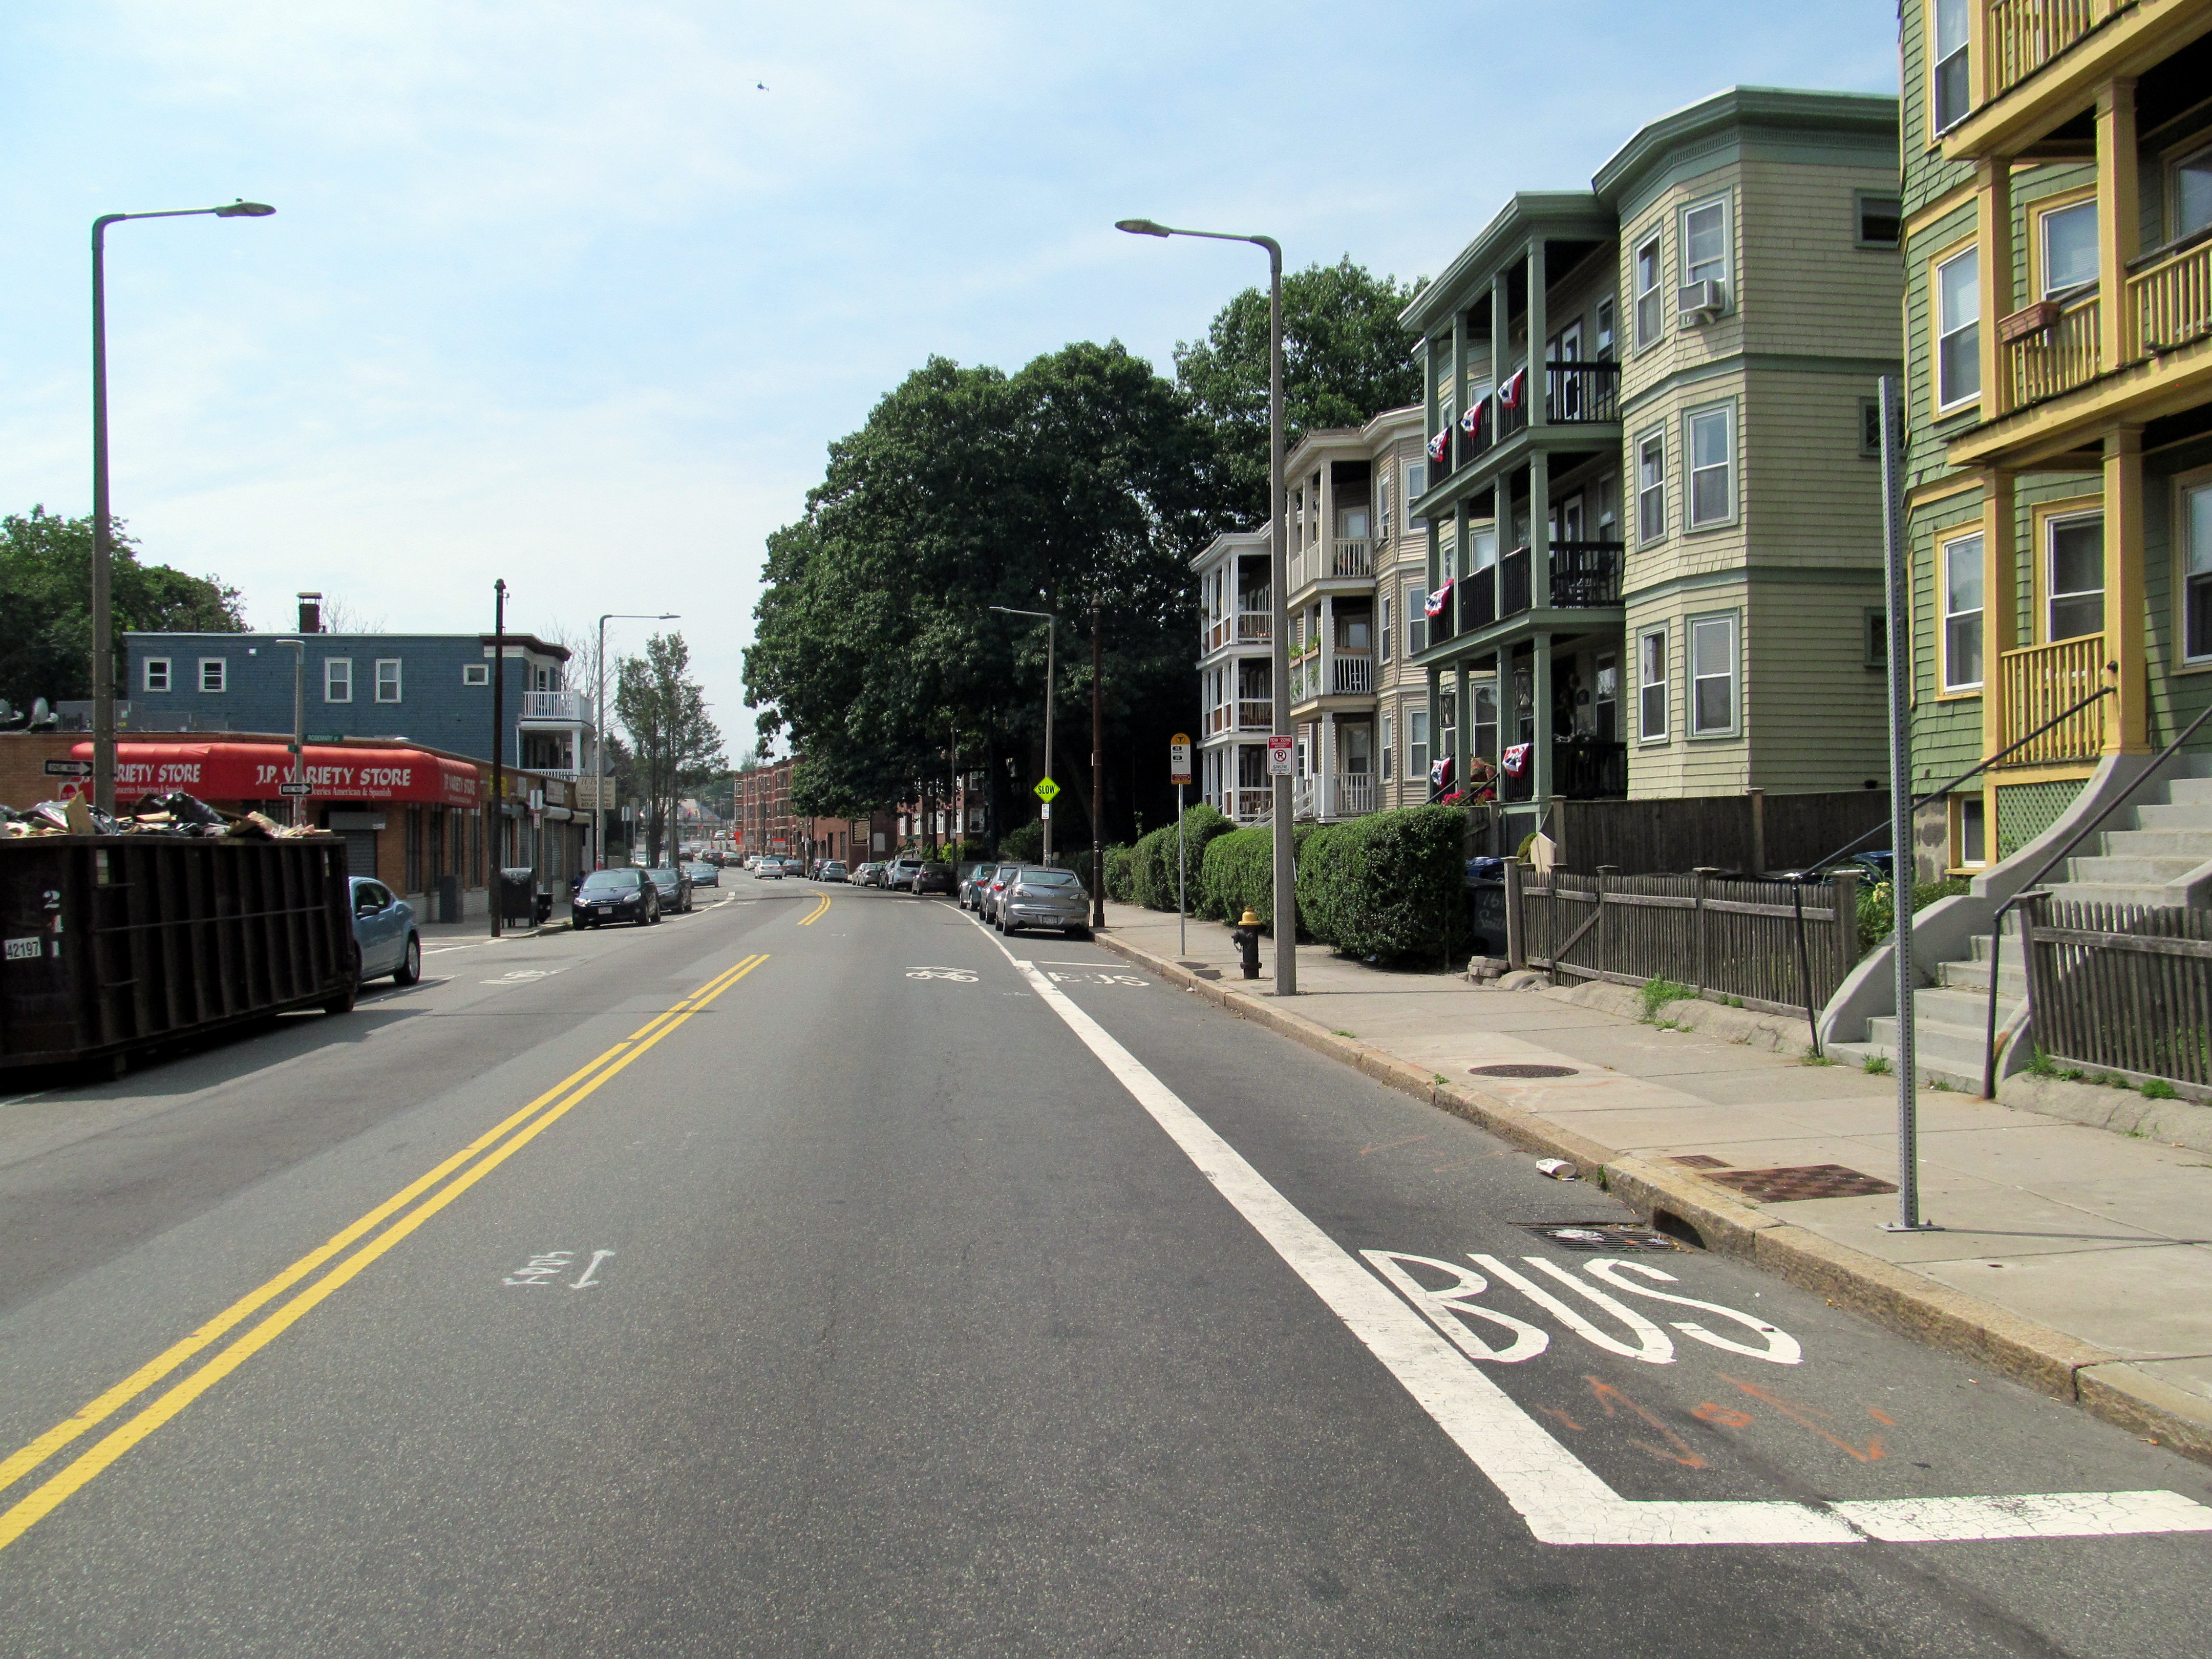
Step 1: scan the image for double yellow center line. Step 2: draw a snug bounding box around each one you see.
[798,891,832,925]
[0,951,770,1554]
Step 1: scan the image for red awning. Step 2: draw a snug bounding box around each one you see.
[70,742,481,807]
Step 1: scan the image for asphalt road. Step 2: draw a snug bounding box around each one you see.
[0,877,2207,1656]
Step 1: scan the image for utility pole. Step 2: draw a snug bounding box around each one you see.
[1091,599,1105,928]
[489,579,507,938]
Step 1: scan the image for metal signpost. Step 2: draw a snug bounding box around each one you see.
[1876,374,1939,1234]
[1171,733,1193,956]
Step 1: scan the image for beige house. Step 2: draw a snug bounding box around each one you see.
[1401,87,1901,839]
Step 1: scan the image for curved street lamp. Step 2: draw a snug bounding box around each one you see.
[91,200,276,813]
[1116,218,1293,994]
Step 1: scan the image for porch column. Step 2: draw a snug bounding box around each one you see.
[1453,497,1468,584]
[1491,269,1511,405]
[1529,449,1553,607]
[1979,467,2018,840]
[1321,714,1338,819]
[2096,79,2139,367]
[1451,307,1468,435]
[1320,594,1336,703]
[1426,666,1443,796]
[1975,157,2014,418]
[1531,632,1555,804]
[1453,658,1472,793]
[1319,463,1335,573]
[2105,426,2149,753]
[1525,237,1548,430]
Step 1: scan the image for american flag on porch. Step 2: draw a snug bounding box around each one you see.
[1496,366,1526,410]
[1423,580,1453,619]
[1426,426,1450,466]
[1458,395,1487,439]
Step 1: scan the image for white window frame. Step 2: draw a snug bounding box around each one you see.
[1636,429,1667,543]
[1935,247,1981,413]
[2172,139,2212,244]
[1636,625,1669,744]
[2038,197,2099,297]
[1403,580,1427,656]
[1633,234,1664,349]
[1408,708,1430,781]
[1932,0,1972,134]
[1684,403,1736,529]
[1380,712,1394,781]
[142,657,170,693]
[1405,459,1428,529]
[324,657,353,703]
[462,662,490,686]
[1940,530,1985,691]
[1379,593,1393,663]
[2184,480,2212,664]
[1594,296,1617,361]
[374,658,403,704]
[1678,194,1731,303]
[2045,511,2106,642]
[1688,611,1741,739]
[198,657,226,694]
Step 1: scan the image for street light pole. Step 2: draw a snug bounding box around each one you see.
[1116,219,1294,993]
[1091,598,1105,928]
[90,200,275,814]
[275,639,305,827]
[594,611,678,871]
[991,604,1057,863]
[491,580,507,939]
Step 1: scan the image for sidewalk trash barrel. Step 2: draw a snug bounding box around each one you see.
[1464,856,1508,960]
[498,867,536,926]
[434,873,461,924]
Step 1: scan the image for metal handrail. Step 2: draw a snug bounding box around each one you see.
[1980,700,2212,1098]
[1803,684,2113,876]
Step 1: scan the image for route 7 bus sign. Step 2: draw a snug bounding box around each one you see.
[1168,734,1192,786]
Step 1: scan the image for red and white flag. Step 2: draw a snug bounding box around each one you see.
[1501,741,1533,778]
[1458,395,1487,437]
[1497,367,1526,410]
[1427,426,1451,466]
[1423,580,1453,620]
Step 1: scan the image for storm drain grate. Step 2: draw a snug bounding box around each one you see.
[1471,1062,1578,1079]
[1670,1154,1732,1171]
[1701,1164,1899,1203]
[1517,1222,1683,1253]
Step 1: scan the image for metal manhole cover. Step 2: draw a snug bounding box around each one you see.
[1471,1063,1578,1079]
[1670,1154,1732,1171]
[1517,1222,1683,1253]
[1701,1164,1898,1203]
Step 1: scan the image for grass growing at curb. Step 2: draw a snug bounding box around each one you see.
[2142,1077,2180,1100]
[1862,1055,1891,1075]
[1800,1052,1836,1067]
[1639,976,1695,1022]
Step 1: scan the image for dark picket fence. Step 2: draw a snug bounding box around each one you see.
[1515,790,1890,875]
[2024,898,2212,1091]
[1519,868,1862,1018]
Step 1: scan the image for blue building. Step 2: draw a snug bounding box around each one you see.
[122,610,591,775]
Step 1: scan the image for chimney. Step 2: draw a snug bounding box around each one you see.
[297,592,323,634]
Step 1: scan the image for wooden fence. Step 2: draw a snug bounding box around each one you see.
[1519,869,1862,1018]
[1526,790,1890,876]
[2024,899,2212,1093]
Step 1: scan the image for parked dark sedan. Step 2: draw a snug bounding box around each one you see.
[644,866,694,914]
[575,867,661,928]
[914,861,958,895]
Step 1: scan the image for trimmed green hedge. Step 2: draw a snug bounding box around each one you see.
[1295,804,1468,963]
[1103,843,1136,903]
[998,820,1044,863]
[1130,804,1231,910]
[1198,822,1314,931]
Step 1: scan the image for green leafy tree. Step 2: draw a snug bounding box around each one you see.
[615,632,726,865]
[1173,258,1429,523]
[0,506,247,710]
[745,341,1218,849]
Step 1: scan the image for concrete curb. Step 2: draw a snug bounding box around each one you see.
[1090,926,2212,1465]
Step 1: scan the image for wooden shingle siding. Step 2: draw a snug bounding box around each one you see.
[1736,159,1906,358]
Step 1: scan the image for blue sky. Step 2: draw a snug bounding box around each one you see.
[0,2,1897,745]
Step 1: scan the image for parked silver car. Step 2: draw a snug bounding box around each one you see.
[348,877,422,986]
[960,862,997,910]
[884,856,926,892]
[996,867,1090,938]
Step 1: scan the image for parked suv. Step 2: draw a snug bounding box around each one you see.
[884,856,926,892]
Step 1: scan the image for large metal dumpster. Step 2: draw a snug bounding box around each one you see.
[0,834,357,1071]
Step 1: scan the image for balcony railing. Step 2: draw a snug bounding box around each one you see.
[2007,292,2102,404]
[1545,360,1621,424]
[2131,236,2212,353]
[2000,634,2107,763]
[1294,776,1317,818]
[1501,547,1533,616]
[1550,541,1626,607]
[1458,572,1495,633]
[1333,772,1375,818]
[1498,739,1628,802]
[1987,0,2123,103]
[1237,698,1273,730]
[1206,705,1231,735]
[1331,655,1372,695]
[1331,538,1372,577]
[520,689,588,723]
[1236,608,1272,643]
[1232,787,1273,823]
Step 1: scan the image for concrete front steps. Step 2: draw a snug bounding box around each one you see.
[1828,758,2212,1090]
[1829,926,2026,1091]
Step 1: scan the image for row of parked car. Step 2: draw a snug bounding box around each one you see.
[956,861,1092,938]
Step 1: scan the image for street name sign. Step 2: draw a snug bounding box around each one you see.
[1267,735,1294,775]
[1034,777,1060,802]
[1168,734,1192,785]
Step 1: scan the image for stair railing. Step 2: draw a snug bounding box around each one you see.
[1979,701,2212,1099]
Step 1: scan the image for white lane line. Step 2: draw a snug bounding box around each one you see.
[960,909,2212,1549]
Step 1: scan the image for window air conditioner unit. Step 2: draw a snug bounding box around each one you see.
[1676,280,1725,325]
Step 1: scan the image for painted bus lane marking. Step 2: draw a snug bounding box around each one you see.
[959,901,2212,1548]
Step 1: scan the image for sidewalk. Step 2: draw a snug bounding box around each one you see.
[1091,900,2212,1461]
